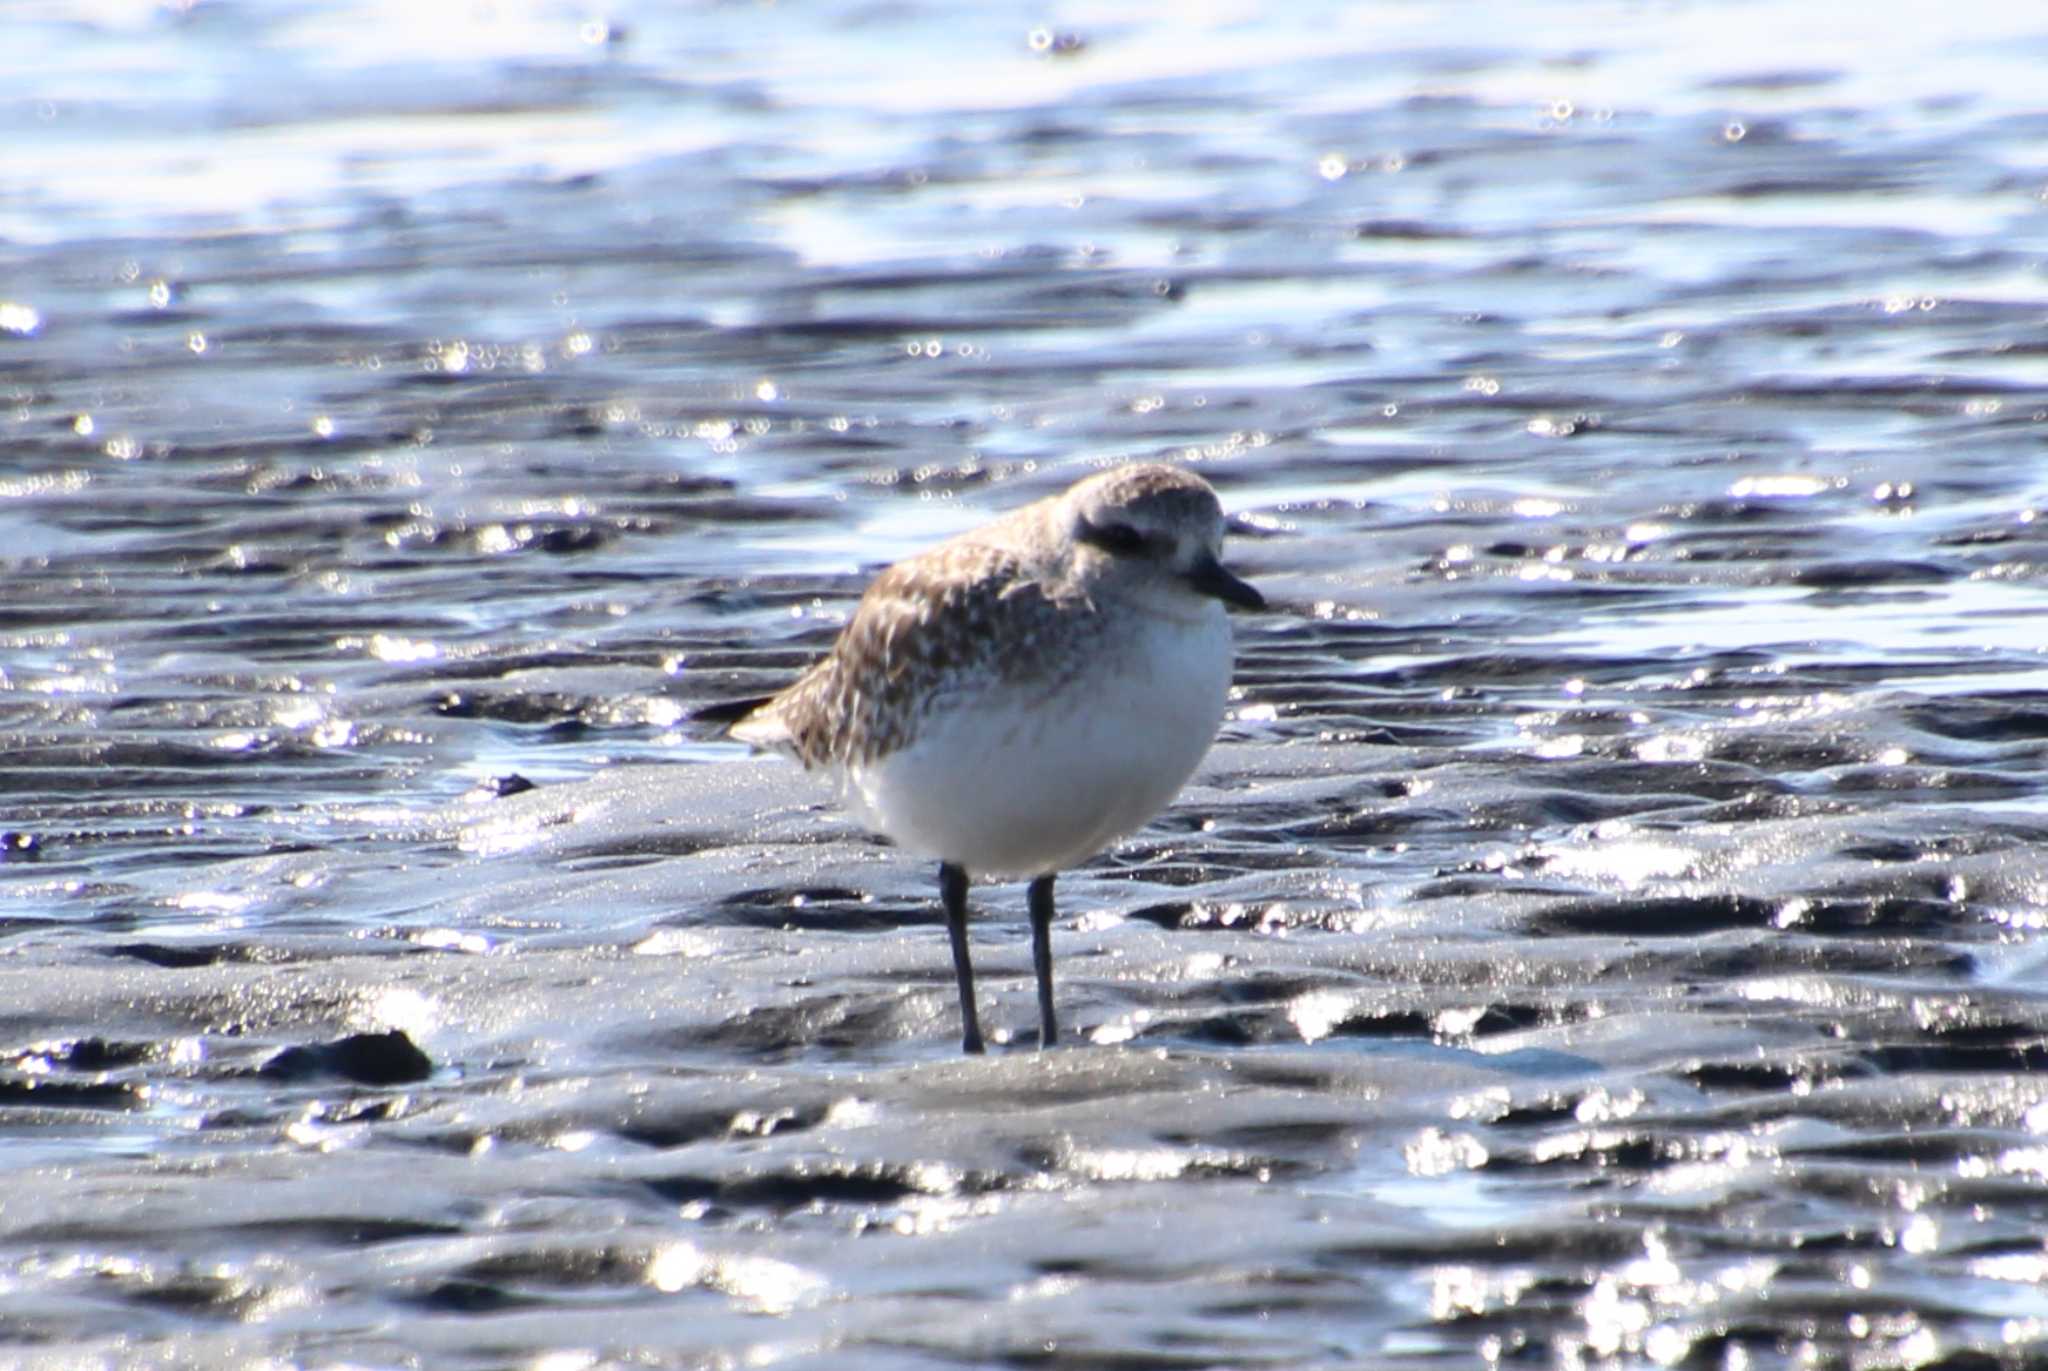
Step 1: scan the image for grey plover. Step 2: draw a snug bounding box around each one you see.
[732,463,1264,1054]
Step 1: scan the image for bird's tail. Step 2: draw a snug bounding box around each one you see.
[692,695,775,731]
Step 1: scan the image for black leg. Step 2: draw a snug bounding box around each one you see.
[940,862,984,1055]
[1027,874,1058,1048]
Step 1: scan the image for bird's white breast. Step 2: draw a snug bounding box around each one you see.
[847,602,1233,879]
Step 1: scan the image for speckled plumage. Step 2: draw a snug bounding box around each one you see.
[741,539,1097,769]
[739,464,1235,769]
[730,462,1264,1054]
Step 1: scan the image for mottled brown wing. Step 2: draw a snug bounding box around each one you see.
[744,540,1089,769]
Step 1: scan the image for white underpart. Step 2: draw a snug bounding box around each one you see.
[846,601,1233,879]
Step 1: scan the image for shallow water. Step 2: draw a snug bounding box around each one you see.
[6,1,2048,1366]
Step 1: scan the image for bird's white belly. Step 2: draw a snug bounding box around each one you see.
[849,609,1232,878]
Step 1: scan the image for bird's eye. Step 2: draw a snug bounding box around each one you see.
[1079,518,1148,556]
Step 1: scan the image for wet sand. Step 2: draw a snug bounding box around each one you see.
[7,1,2048,1366]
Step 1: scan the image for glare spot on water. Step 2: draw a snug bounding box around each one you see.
[363,633,440,663]
[646,1242,825,1313]
[1897,1213,1939,1255]
[1728,474,1837,499]
[1579,1272,1658,1360]
[356,985,440,1037]
[1540,836,1703,889]
[1644,1323,1692,1367]
[1574,1087,1645,1124]
[1528,577,2048,690]
[645,1242,707,1293]
[1433,1006,1486,1038]
[1403,1127,1488,1177]
[1011,1271,1082,1302]
[884,1194,981,1238]
[1287,989,1355,1043]
[822,1095,881,1129]
[473,525,519,556]
[530,1352,600,1371]
[170,890,251,916]
[1977,1253,2048,1285]
[460,812,555,857]
[1066,1145,1192,1182]
[1633,732,1704,763]
[1446,1087,1512,1123]
[309,717,355,748]
[1087,1010,1150,1045]
[416,928,493,955]
[633,929,714,958]
[1428,1259,1536,1320]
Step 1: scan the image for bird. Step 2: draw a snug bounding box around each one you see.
[730,462,1264,1054]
